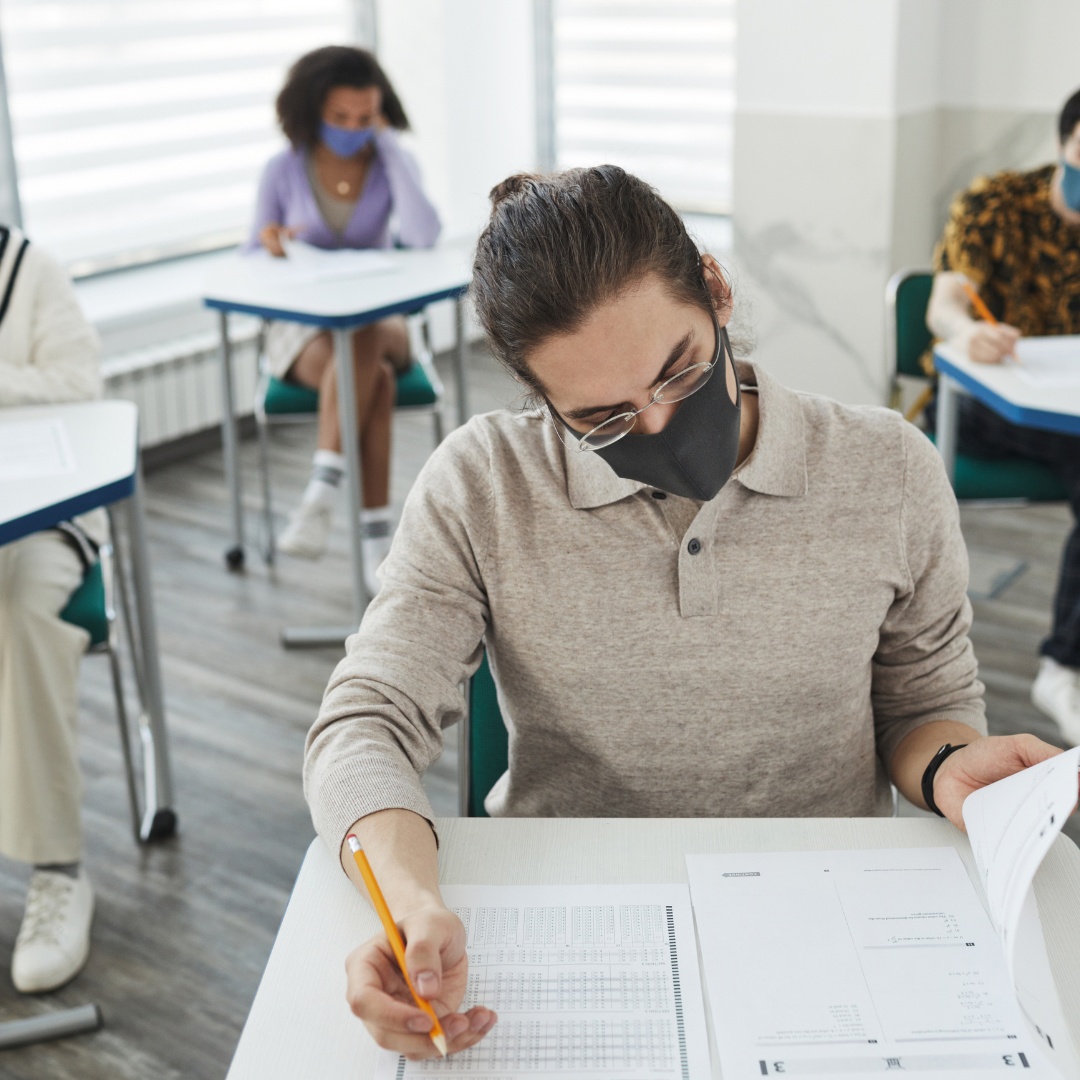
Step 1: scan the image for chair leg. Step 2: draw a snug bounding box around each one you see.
[433,406,445,446]
[98,541,145,845]
[106,644,143,845]
[255,411,276,566]
[106,516,163,842]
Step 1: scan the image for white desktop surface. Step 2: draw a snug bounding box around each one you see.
[0,400,137,542]
[202,243,472,325]
[934,341,1080,425]
[226,818,1080,1079]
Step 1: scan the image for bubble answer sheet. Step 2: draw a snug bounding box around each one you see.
[687,749,1080,1080]
[373,883,709,1080]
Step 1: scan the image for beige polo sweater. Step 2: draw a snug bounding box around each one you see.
[305,362,986,851]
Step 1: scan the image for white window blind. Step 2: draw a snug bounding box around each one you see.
[552,0,735,214]
[0,0,357,275]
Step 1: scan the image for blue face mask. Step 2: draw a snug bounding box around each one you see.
[320,121,375,159]
[1060,159,1080,212]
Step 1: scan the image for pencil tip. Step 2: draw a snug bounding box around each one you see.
[432,1034,448,1057]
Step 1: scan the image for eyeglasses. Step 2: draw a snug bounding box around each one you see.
[547,315,728,451]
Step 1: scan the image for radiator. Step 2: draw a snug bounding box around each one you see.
[103,327,261,449]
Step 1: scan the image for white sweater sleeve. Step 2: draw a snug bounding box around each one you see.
[0,247,102,406]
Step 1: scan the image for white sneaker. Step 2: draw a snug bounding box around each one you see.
[12,870,94,993]
[278,499,332,559]
[1031,657,1080,746]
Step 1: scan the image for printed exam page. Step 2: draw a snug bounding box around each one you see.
[687,848,1056,1079]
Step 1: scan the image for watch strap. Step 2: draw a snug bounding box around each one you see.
[921,742,968,817]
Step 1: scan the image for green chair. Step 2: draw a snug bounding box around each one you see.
[886,269,1068,502]
[58,540,153,844]
[253,310,447,563]
[460,651,510,818]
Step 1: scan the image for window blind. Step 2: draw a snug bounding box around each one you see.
[0,0,357,275]
[552,0,735,214]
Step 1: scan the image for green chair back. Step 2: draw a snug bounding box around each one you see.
[467,652,509,818]
[892,271,935,378]
[263,363,438,417]
[59,561,109,648]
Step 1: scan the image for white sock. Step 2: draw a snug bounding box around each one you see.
[360,506,394,562]
[302,449,346,508]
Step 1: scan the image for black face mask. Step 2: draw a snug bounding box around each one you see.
[590,326,741,501]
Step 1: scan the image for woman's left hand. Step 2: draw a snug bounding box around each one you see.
[933,734,1068,829]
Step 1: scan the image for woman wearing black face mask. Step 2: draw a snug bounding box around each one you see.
[303,166,1067,1061]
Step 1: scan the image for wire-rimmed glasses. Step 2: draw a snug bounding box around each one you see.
[546,314,728,451]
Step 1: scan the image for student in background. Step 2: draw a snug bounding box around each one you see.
[0,225,103,993]
[246,46,441,591]
[927,86,1080,745]
[304,167,1068,1059]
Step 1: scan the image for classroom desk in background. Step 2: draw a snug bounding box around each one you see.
[225,817,1080,1079]
[933,340,1080,484]
[202,244,473,644]
[0,399,176,841]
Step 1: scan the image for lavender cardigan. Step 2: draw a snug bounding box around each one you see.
[244,129,441,253]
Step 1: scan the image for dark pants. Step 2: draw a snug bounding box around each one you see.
[957,397,1080,667]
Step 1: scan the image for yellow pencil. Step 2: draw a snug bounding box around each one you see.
[961,280,1019,363]
[961,280,998,326]
[346,834,448,1057]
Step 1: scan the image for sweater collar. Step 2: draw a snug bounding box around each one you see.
[564,359,807,509]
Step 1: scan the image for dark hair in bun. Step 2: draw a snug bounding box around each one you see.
[471,165,720,399]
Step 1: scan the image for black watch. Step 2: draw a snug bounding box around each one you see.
[921,743,968,817]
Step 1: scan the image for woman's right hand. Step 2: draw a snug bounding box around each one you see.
[345,904,497,1059]
[258,223,297,258]
[960,320,1021,364]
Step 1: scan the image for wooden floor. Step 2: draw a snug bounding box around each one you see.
[0,346,1076,1079]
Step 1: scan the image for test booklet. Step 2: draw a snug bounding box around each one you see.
[374,883,710,1079]
[687,747,1080,1079]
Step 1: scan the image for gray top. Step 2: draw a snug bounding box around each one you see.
[304,362,987,851]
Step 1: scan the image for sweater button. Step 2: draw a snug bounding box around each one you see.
[651,490,667,500]
[687,538,702,555]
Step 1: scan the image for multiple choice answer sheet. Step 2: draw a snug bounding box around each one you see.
[687,748,1080,1079]
[374,884,709,1080]
[0,418,76,483]
[1012,335,1080,388]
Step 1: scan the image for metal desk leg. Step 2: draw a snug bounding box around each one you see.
[281,328,368,648]
[218,310,246,571]
[0,1005,102,1050]
[453,296,469,427]
[119,464,177,841]
[936,373,959,486]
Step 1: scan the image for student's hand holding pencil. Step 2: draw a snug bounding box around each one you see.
[344,898,498,1059]
[959,280,1021,364]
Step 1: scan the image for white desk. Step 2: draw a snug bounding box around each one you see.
[0,400,176,841]
[202,245,473,647]
[933,341,1080,484]
[226,818,1080,1079]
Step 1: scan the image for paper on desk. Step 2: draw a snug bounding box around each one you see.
[0,418,75,482]
[1012,335,1080,387]
[687,847,1059,1079]
[270,237,397,282]
[963,745,1080,1075]
[374,883,709,1080]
